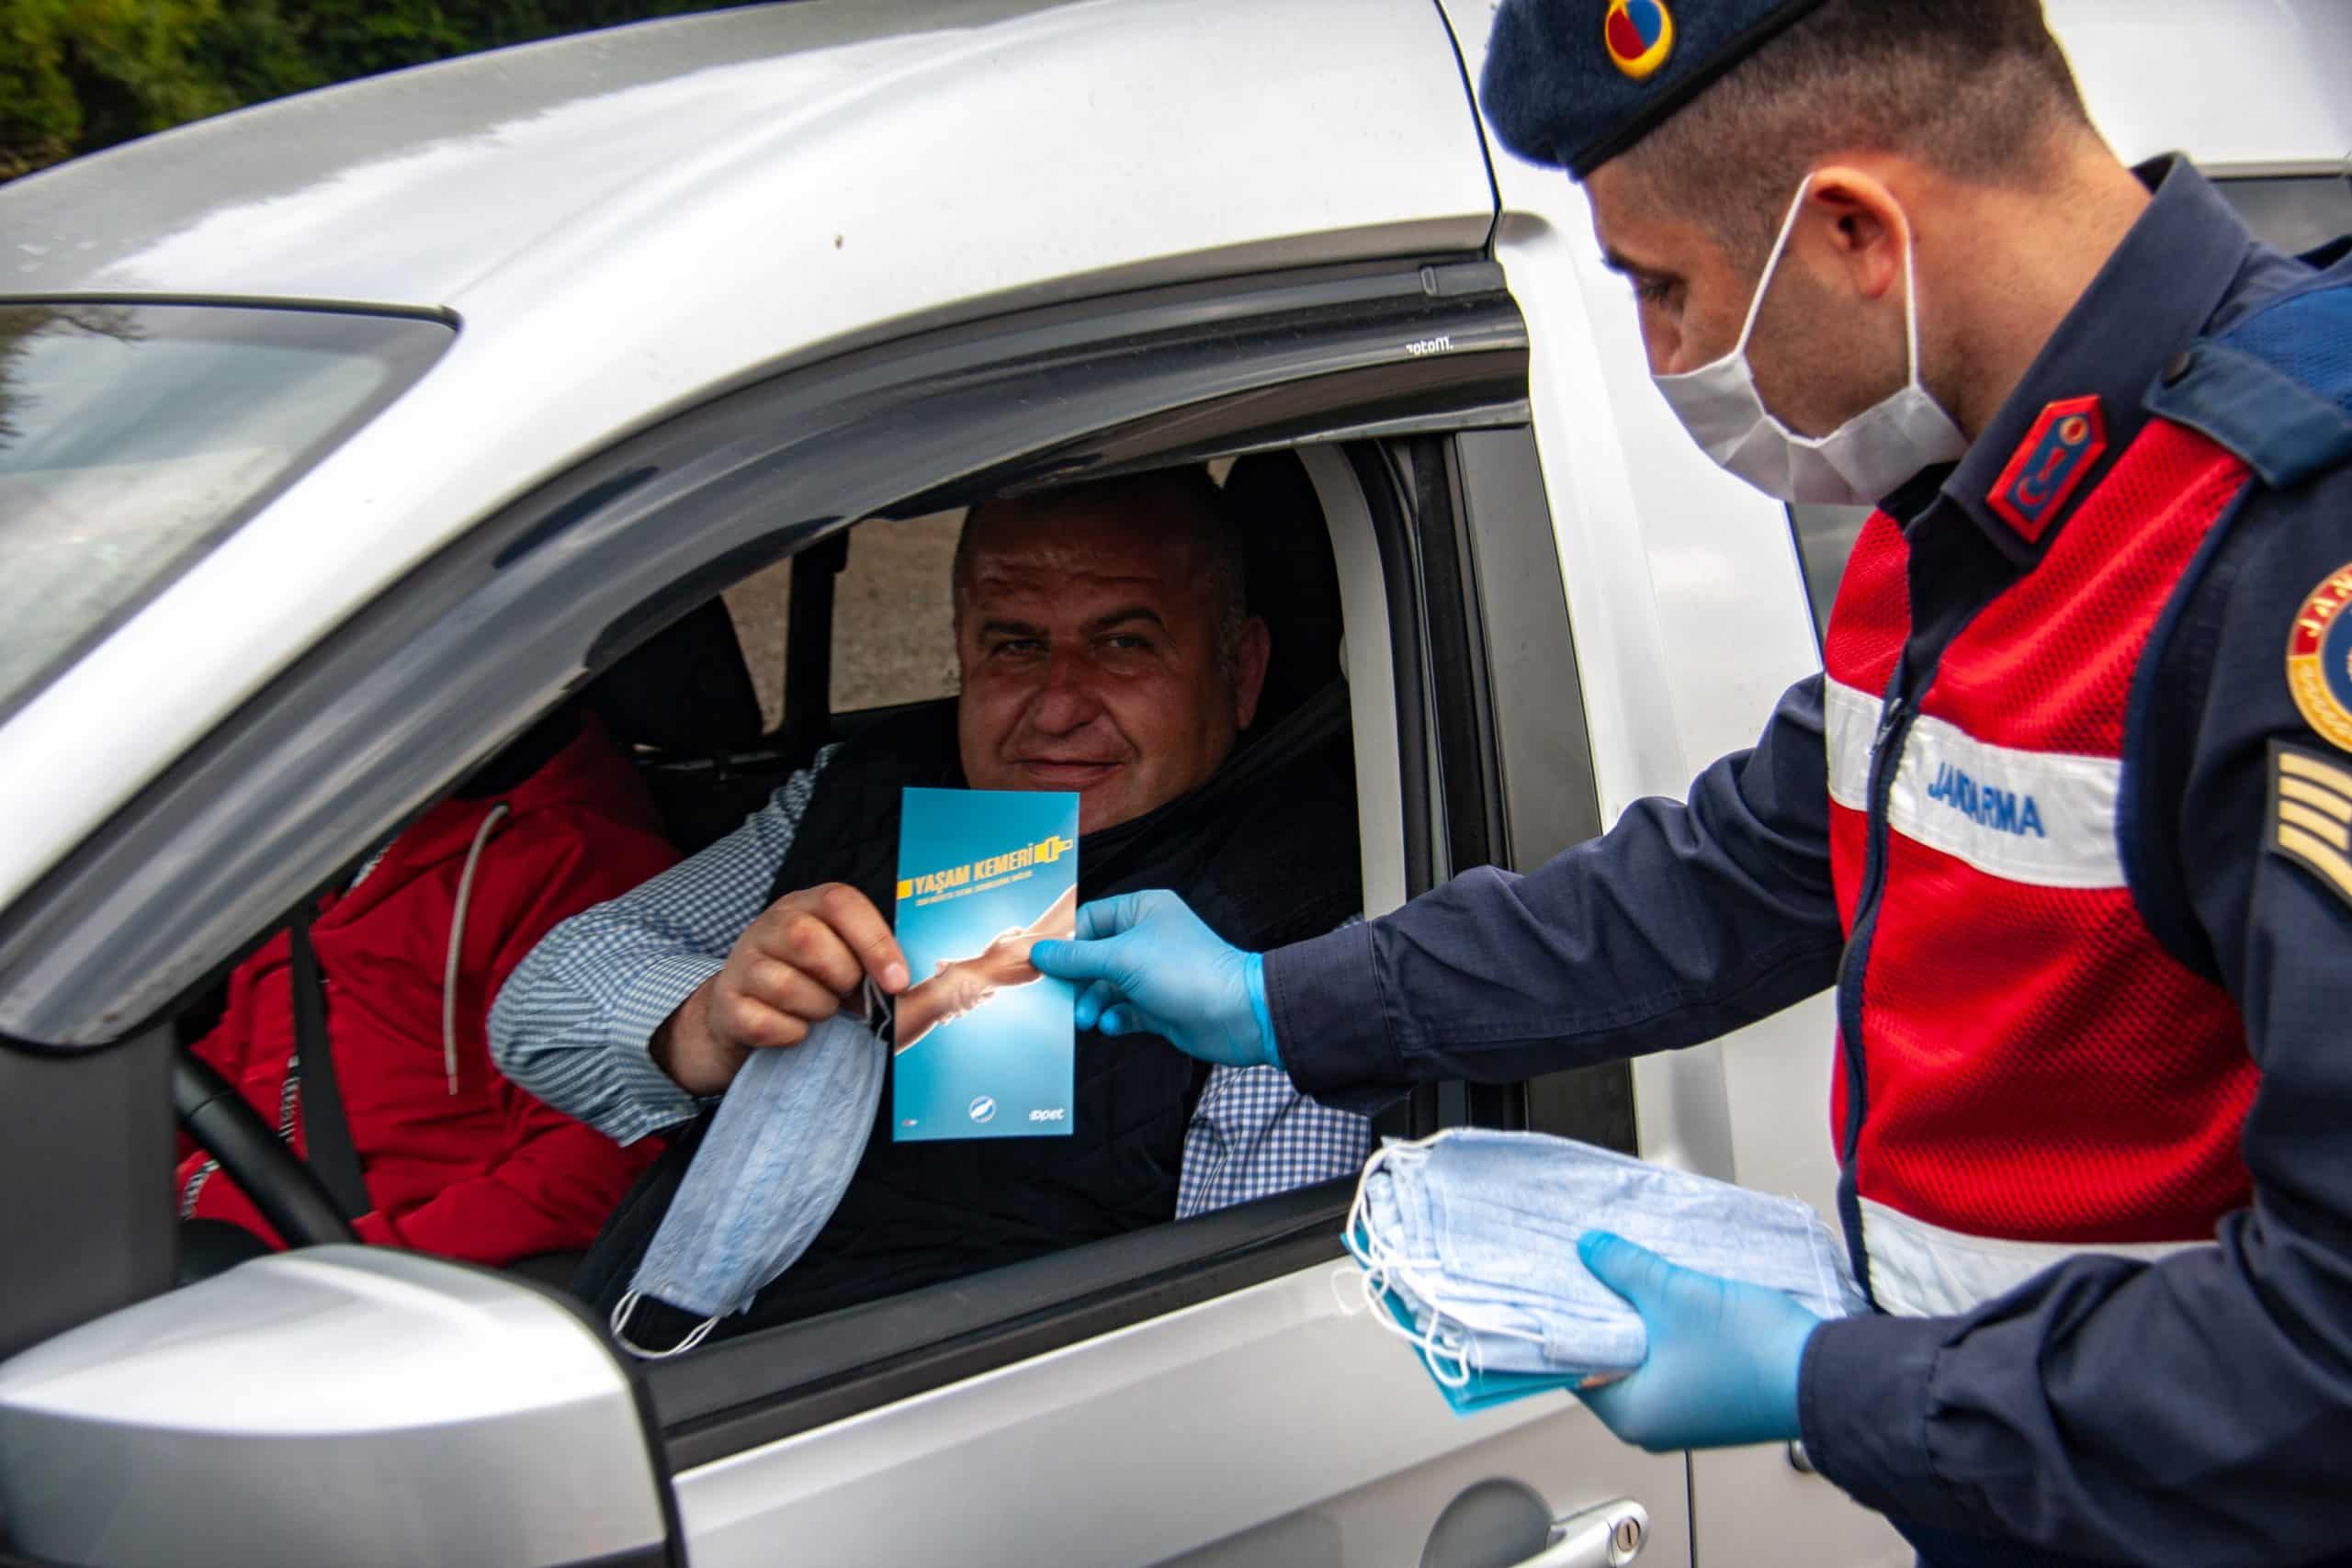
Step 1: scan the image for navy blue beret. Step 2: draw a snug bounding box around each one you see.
[1479,0,1829,177]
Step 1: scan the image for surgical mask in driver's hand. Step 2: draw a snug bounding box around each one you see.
[612,1007,886,1358]
[1651,174,1966,506]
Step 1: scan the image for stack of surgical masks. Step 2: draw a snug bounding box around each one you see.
[1344,1128,1865,1415]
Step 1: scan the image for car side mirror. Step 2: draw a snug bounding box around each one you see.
[0,1247,672,1567]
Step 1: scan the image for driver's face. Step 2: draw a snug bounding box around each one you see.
[954,503,1265,836]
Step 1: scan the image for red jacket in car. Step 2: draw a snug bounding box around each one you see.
[176,717,677,1265]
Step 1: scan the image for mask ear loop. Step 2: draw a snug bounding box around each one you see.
[1353,1283,1476,1389]
[610,1290,719,1360]
[1343,1129,1550,1383]
[1739,175,1928,393]
[1724,173,1820,360]
[1341,1136,1477,1388]
[1892,198,1928,389]
[1426,1322,1476,1388]
[1344,1145,1444,1291]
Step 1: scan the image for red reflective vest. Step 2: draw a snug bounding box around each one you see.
[1823,417,2259,1315]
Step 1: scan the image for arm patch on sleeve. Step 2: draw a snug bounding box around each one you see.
[2268,741,2352,909]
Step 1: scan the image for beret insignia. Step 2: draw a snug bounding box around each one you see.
[1605,0,1676,80]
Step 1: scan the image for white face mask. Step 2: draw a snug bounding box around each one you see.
[1652,175,1966,506]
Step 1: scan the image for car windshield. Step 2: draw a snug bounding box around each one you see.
[0,302,450,722]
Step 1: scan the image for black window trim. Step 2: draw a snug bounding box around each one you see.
[1448,425,1640,1156]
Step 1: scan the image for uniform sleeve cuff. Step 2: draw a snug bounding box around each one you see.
[1262,922,1406,1115]
[1799,1311,1974,1535]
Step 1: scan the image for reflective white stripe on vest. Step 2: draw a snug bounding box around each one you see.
[1823,677,2124,888]
[1823,678,1880,811]
[1860,1196,2215,1317]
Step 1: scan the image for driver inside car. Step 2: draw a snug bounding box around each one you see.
[176,706,681,1268]
[492,468,1372,1343]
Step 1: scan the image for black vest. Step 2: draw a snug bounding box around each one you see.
[577,685,1361,1339]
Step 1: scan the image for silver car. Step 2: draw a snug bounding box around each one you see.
[0,2,2345,1564]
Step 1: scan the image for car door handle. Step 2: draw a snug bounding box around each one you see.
[1508,1498,1648,1568]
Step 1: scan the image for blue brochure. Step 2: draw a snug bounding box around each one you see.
[890,786,1079,1142]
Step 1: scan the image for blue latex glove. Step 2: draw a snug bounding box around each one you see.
[1027,890,1279,1070]
[1572,1230,1821,1451]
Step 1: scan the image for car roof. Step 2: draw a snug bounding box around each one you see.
[2,0,1488,314]
[0,0,1497,916]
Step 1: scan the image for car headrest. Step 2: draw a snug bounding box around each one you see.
[585,596,763,755]
[1225,450,1344,736]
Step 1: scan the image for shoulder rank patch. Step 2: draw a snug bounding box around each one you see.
[1987,395,2106,543]
[2287,562,2352,753]
[2270,742,2352,909]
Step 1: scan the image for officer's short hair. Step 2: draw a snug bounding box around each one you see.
[1620,0,2092,269]
[954,468,1250,676]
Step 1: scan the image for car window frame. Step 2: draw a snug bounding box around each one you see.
[1442,425,1639,1154]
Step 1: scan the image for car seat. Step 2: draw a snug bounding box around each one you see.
[1222,450,1345,735]
[578,597,768,853]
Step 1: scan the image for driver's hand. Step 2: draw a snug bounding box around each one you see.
[654,884,907,1096]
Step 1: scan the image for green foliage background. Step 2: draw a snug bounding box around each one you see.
[0,0,738,182]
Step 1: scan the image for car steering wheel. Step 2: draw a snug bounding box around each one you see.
[173,1053,357,1248]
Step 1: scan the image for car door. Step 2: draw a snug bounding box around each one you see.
[0,254,1689,1568]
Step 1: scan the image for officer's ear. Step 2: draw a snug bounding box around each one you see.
[1802,165,1908,306]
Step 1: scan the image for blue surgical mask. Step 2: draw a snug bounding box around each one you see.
[612,1007,886,1358]
[1343,1128,1860,1404]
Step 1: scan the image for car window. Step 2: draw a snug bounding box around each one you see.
[718,511,967,735]
[721,558,793,733]
[1782,172,2352,645]
[0,303,448,723]
[832,510,962,712]
[2215,173,2352,259]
